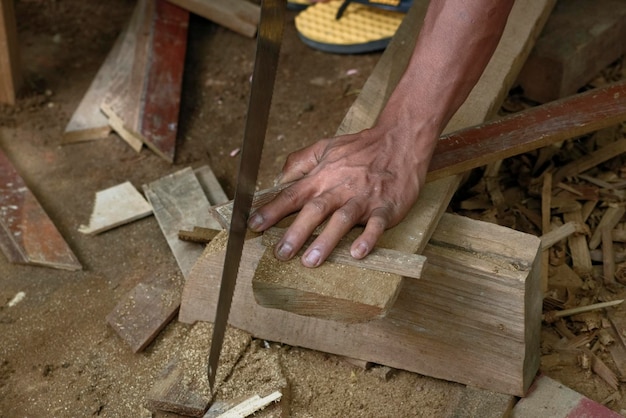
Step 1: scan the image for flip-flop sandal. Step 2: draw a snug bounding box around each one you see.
[288,0,314,11]
[295,0,412,54]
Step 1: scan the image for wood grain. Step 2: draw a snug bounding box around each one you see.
[167,0,260,38]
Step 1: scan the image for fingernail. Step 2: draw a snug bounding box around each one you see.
[351,242,369,259]
[248,213,263,231]
[304,248,322,267]
[276,242,294,260]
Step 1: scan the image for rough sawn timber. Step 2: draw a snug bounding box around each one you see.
[179,213,542,397]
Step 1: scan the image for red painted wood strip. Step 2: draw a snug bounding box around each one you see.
[140,0,190,163]
[428,81,626,181]
[0,150,81,270]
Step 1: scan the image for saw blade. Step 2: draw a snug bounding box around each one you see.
[207,0,286,390]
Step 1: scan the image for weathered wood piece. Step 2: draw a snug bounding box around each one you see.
[101,0,189,162]
[78,181,152,235]
[179,213,542,396]
[106,166,226,353]
[428,81,626,182]
[106,272,182,353]
[0,0,20,105]
[146,322,252,416]
[178,226,220,244]
[563,209,593,278]
[589,205,625,249]
[0,149,81,270]
[143,167,220,279]
[517,0,626,103]
[553,137,626,185]
[511,374,622,417]
[167,0,260,38]
[540,221,579,250]
[62,29,125,143]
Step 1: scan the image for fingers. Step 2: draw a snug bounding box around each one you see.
[248,182,311,232]
[350,207,391,259]
[300,199,364,267]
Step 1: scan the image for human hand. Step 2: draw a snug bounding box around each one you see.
[247,124,436,267]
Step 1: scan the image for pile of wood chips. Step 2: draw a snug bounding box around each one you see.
[452,56,626,404]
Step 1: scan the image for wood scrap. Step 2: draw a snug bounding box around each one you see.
[107,165,226,352]
[0,148,81,270]
[517,0,626,103]
[540,221,579,250]
[543,300,624,323]
[553,137,626,184]
[143,167,220,278]
[62,26,125,143]
[511,374,622,417]
[205,391,281,418]
[101,0,189,162]
[589,205,625,249]
[0,0,20,105]
[178,226,220,244]
[167,0,260,38]
[179,213,542,396]
[563,208,593,278]
[78,181,152,235]
[106,271,183,353]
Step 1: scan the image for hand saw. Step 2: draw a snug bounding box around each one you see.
[207,0,285,390]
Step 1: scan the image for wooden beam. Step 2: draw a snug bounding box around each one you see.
[167,0,259,38]
[0,0,20,105]
[427,81,626,182]
[179,213,542,397]
[518,0,626,103]
[0,148,81,270]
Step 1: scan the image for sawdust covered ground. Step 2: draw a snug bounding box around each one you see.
[1,0,626,416]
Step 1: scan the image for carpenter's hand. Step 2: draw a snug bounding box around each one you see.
[247,124,436,267]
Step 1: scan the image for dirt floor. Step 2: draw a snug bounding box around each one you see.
[1,0,626,417]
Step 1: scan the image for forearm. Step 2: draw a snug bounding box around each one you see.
[377,0,514,166]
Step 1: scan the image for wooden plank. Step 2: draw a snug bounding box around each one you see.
[106,272,182,353]
[0,0,20,105]
[261,227,426,280]
[167,0,259,38]
[0,148,81,270]
[143,167,219,278]
[140,0,189,163]
[78,181,152,235]
[62,28,125,143]
[427,81,626,182]
[179,213,542,396]
[100,0,152,152]
[518,0,626,103]
[101,0,189,162]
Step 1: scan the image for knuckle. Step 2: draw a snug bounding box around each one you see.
[279,187,301,205]
[306,197,329,215]
[335,206,357,225]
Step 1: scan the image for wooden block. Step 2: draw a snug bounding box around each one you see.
[252,227,426,323]
[0,149,81,270]
[179,213,542,396]
[0,0,20,105]
[518,0,626,103]
[106,272,182,353]
[511,374,622,417]
[178,226,220,244]
[102,0,189,162]
[145,322,252,416]
[78,181,152,235]
[143,167,220,279]
[167,0,260,38]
